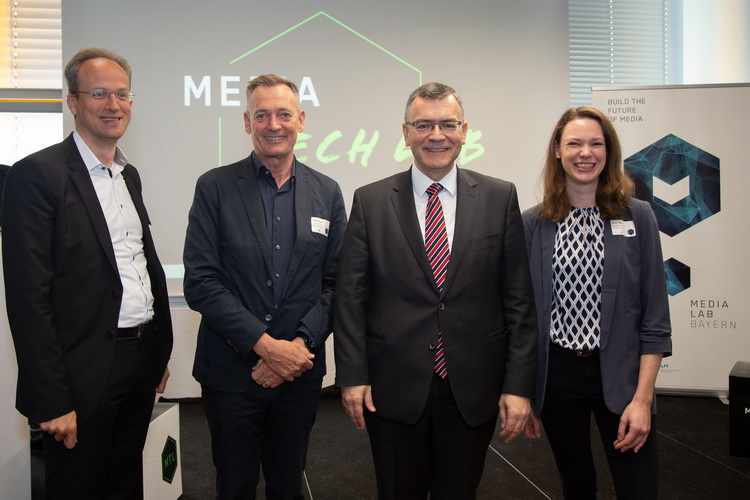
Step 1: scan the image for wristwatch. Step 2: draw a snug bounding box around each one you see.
[297,333,316,353]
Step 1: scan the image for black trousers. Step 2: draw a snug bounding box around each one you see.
[43,333,157,500]
[201,377,322,500]
[364,374,497,500]
[541,343,659,500]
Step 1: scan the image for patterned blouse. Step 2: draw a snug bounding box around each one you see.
[550,206,605,350]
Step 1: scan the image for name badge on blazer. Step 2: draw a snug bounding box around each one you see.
[610,219,636,237]
[311,217,330,236]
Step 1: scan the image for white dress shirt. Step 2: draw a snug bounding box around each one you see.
[411,165,457,250]
[73,132,154,328]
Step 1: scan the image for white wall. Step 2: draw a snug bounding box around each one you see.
[61,0,570,268]
[683,0,750,83]
[0,245,32,500]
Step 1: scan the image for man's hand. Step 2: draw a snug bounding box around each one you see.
[498,394,531,443]
[39,411,78,449]
[155,367,170,393]
[341,385,376,430]
[253,333,314,381]
[524,413,542,439]
[252,358,285,388]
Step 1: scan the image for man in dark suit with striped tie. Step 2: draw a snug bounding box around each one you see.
[333,82,538,498]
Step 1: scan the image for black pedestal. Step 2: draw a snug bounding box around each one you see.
[729,361,750,458]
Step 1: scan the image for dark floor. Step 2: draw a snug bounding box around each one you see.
[32,393,750,499]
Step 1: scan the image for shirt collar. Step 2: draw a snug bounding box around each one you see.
[251,151,297,180]
[72,131,128,176]
[411,164,458,198]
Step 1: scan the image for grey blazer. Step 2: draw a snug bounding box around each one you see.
[522,199,672,415]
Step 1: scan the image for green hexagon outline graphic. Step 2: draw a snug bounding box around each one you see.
[229,11,423,81]
[215,11,423,165]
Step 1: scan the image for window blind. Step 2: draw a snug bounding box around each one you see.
[8,0,62,89]
[0,1,62,165]
[569,0,682,106]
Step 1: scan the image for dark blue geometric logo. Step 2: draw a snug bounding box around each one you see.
[625,134,721,296]
[664,258,690,296]
[625,134,720,237]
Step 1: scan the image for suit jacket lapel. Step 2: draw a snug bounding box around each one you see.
[121,166,149,239]
[284,164,312,300]
[600,217,622,349]
[236,158,273,276]
[121,165,161,279]
[390,170,439,293]
[63,136,118,274]
[442,169,478,293]
[540,217,556,339]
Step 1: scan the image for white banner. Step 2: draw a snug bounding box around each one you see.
[593,84,750,396]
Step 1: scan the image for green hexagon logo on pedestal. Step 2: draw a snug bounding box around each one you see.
[161,436,178,484]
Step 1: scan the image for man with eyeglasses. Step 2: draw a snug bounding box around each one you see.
[334,82,538,498]
[183,74,347,499]
[2,47,173,499]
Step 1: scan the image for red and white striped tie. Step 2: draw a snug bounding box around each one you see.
[425,183,450,378]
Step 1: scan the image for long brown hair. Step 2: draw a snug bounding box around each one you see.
[537,106,634,222]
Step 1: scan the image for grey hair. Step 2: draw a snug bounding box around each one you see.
[404,82,464,122]
[245,74,300,111]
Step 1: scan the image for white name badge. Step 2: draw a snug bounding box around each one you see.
[610,219,636,237]
[311,217,330,236]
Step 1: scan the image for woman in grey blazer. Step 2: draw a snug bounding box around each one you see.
[522,106,672,499]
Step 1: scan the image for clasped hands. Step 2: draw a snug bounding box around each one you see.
[251,333,314,389]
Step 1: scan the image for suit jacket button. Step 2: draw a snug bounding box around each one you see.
[111,291,120,299]
[438,303,445,311]
[266,280,273,287]
[264,314,272,322]
[106,330,114,338]
[429,342,437,350]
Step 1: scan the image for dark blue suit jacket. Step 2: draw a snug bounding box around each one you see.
[522,199,672,415]
[2,134,173,425]
[183,155,346,391]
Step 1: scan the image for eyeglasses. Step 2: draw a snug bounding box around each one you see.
[71,88,135,103]
[406,120,464,134]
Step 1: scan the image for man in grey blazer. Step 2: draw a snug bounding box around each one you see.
[183,74,347,499]
[3,47,173,499]
[334,82,538,498]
